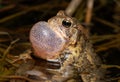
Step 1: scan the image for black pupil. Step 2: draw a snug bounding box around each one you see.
[62,20,71,28]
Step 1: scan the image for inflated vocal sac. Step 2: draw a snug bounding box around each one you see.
[30,21,66,60]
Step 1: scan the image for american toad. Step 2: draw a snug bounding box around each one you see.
[15,10,104,82]
[29,10,87,61]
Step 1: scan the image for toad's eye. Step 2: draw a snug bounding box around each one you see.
[62,20,72,28]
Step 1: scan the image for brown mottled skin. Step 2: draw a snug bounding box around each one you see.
[30,10,87,60]
[17,10,105,82]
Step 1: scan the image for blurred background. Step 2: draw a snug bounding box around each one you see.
[0,0,120,82]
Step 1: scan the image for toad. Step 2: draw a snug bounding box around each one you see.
[30,10,87,61]
[29,10,104,82]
